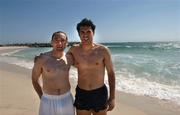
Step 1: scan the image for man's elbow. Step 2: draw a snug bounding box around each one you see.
[108,72,115,81]
[31,75,38,84]
[108,71,115,78]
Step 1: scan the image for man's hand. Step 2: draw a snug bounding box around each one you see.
[107,98,115,111]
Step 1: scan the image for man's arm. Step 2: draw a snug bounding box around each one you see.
[66,46,75,66]
[66,50,75,66]
[104,47,115,111]
[32,56,43,99]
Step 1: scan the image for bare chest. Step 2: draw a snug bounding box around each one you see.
[74,50,104,67]
[43,58,69,74]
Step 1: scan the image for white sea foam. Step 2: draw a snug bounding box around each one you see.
[154,42,180,49]
[125,45,132,48]
[116,72,180,105]
[0,49,24,56]
[0,56,33,69]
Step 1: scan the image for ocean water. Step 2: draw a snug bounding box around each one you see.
[1,42,180,105]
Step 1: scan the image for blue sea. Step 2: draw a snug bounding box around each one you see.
[1,42,180,105]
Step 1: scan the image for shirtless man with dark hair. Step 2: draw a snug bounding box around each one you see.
[32,31,74,115]
[68,18,115,115]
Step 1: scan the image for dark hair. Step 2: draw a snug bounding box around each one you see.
[51,31,68,41]
[76,18,96,34]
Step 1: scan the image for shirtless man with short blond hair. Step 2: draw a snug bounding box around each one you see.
[32,31,74,115]
[68,18,115,115]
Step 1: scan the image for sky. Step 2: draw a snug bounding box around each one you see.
[0,0,180,44]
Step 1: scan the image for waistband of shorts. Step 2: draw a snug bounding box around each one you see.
[42,91,71,99]
[76,84,107,93]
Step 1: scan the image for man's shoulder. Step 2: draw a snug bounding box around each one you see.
[94,43,111,57]
[69,43,81,51]
[95,43,108,50]
[34,52,50,63]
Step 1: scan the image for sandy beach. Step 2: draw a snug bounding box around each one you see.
[0,46,180,115]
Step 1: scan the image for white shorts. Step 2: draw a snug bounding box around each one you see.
[39,91,75,115]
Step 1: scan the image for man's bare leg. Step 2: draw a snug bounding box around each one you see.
[77,110,91,115]
[92,109,107,115]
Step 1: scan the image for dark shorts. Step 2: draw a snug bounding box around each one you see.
[74,84,108,112]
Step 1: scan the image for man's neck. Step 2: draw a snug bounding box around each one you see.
[81,43,94,51]
[51,50,64,59]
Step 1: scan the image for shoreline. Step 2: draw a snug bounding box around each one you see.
[0,46,29,50]
[0,46,180,115]
[0,46,29,54]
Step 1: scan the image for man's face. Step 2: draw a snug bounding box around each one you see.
[51,33,67,51]
[79,26,94,45]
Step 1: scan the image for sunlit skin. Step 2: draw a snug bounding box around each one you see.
[68,26,115,115]
[32,32,73,98]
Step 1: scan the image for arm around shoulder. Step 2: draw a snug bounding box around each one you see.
[66,46,76,66]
